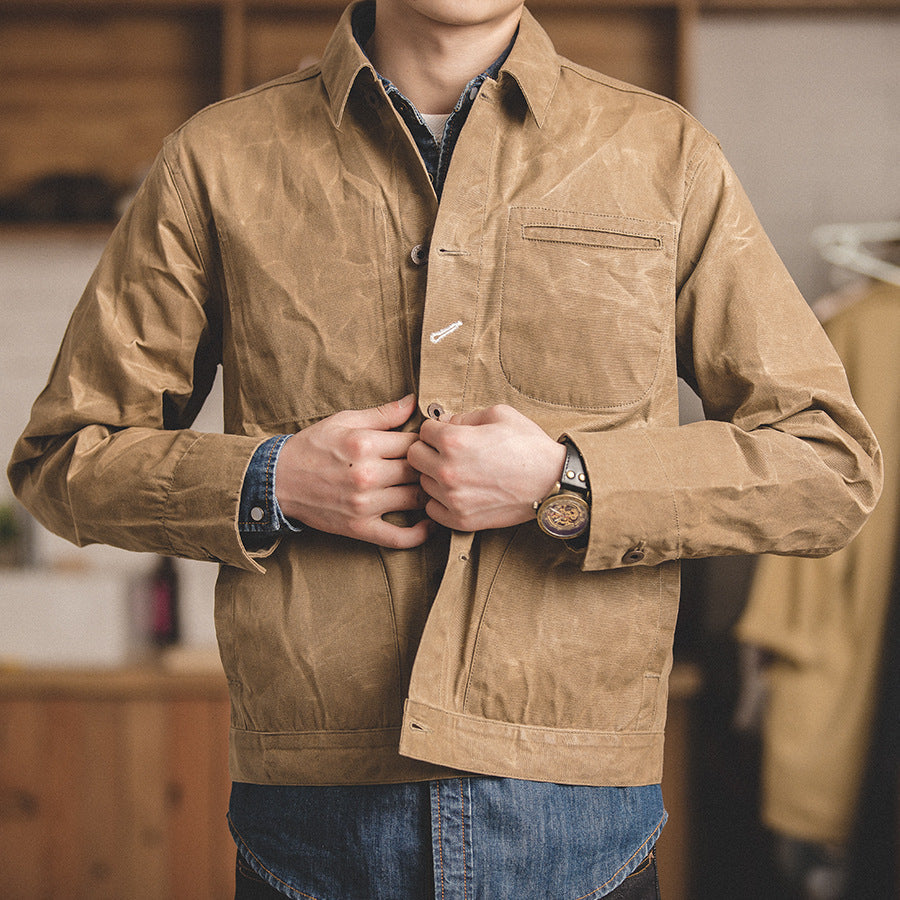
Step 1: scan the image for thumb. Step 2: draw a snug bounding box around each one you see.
[351,393,418,431]
[447,406,497,427]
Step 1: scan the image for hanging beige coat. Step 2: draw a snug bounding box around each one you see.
[737,280,900,845]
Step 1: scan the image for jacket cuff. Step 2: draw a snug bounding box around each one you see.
[567,429,680,571]
[163,432,274,572]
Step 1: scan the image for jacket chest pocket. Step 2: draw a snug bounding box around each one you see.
[219,198,407,427]
[498,208,674,410]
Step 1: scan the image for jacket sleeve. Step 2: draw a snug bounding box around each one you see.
[573,138,883,571]
[7,143,268,572]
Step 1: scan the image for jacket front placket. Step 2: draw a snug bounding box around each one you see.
[400,78,508,758]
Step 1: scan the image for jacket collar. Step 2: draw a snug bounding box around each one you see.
[498,7,560,129]
[320,2,560,129]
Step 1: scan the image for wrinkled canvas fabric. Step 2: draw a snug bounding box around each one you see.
[9,3,882,787]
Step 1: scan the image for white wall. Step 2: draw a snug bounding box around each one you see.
[0,232,220,663]
[694,12,900,302]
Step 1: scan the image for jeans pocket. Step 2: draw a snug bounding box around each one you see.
[604,849,660,900]
[235,852,285,899]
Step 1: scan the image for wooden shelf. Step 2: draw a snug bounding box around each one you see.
[0,0,689,202]
[1,0,897,207]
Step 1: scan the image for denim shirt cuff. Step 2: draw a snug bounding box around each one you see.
[239,434,303,537]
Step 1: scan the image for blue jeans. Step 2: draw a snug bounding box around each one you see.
[229,777,665,899]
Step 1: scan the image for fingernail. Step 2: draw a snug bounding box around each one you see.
[399,393,416,407]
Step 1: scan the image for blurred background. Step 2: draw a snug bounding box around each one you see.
[0,0,897,897]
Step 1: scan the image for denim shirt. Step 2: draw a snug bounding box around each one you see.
[232,9,665,897]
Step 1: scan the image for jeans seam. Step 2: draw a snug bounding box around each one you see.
[230,815,321,900]
[572,813,665,900]
[459,778,469,900]
[436,785,446,900]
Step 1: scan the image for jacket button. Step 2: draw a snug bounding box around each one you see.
[250,506,265,522]
[410,244,428,266]
[426,402,445,419]
[623,547,646,564]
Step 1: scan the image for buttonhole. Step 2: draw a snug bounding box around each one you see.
[409,721,432,733]
[436,248,471,256]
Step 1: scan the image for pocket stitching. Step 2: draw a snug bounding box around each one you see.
[522,223,663,251]
[498,206,673,411]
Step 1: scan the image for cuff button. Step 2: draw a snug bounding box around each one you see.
[623,547,646,564]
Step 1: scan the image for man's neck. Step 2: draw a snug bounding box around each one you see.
[366,4,522,115]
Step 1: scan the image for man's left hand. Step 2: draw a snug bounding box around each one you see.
[408,404,567,532]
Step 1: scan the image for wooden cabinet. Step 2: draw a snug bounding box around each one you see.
[0,668,233,900]
[0,664,699,899]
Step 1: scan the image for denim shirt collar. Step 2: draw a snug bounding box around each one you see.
[350,2,512,197]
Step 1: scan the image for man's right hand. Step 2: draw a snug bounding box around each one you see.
[274,394,431,549]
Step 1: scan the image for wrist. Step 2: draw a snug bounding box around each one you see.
[534,439,591,542]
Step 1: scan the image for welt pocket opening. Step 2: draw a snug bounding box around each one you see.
[521,223,662,251]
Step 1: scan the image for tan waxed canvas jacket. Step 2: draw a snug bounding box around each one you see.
[9,2,882,787]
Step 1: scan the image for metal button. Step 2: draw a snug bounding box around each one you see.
[410,243,428,266]
[250,506,265,523]
[426,402,445,419]
[623,547,646,564]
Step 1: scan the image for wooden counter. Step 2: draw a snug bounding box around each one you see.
[0,663,699,899]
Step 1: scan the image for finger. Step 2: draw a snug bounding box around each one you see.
[376,457,422,487]
[367,517,433,550]
[445,406,496,427]
[378,484,429,513]
[423,497,461,531]
[368,429,420,460]
[417,472,446,504]
[407,437,442,475]
[417,417,458,451]
[341,394,417,432]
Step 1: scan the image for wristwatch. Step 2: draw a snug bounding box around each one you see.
[535,440,591,540]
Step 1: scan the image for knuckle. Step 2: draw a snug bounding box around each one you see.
[345,432,372,460]
[348,464,375,492]
[347,493,369,516]
[434,462,456,487]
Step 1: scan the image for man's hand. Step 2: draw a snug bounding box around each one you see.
[275,394,431,549]
[408,404,567,532]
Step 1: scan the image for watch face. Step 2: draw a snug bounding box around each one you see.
[537,493,589,539]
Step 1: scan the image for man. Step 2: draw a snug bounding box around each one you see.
[8,1,882,897]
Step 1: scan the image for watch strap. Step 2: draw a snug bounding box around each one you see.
[559,440,589,498]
